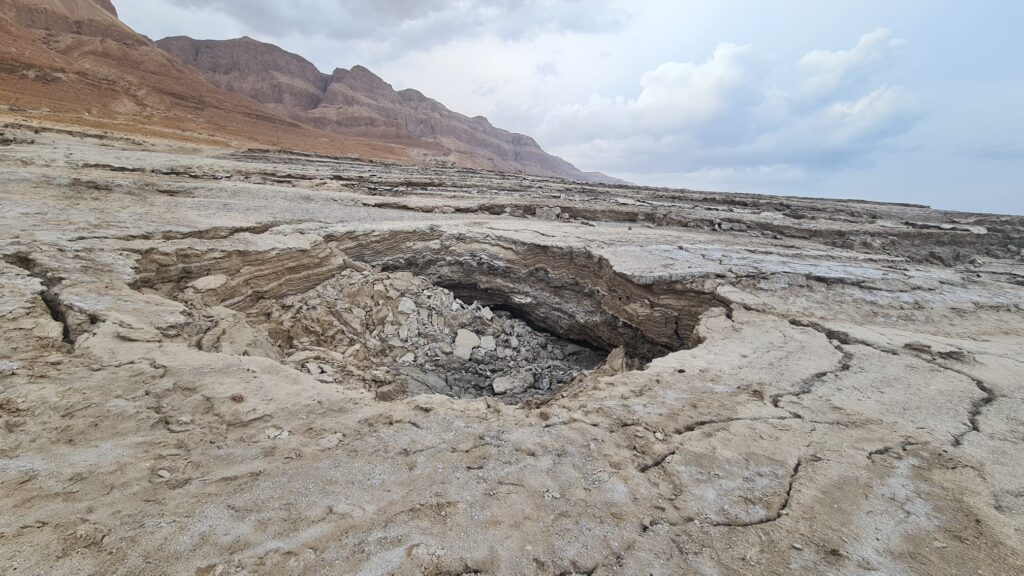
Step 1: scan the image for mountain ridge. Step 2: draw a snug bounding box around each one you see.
[155,35,623,183]
[0,0,414,160]
[0,0,623,183]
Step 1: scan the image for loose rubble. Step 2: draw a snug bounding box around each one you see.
[181,268,606,401]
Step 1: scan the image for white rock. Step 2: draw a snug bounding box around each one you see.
[454,329,481,360]
[604,347,628,373]
[399,353,415,364]
[479,335,496,351]
[479,307,494,321]
[536,206,562,220]
[188,274,228,292]
[492,372,534,394]
[316,433,345,449]
[287,351,318,363]
[264,428,290,439]
[397,297,417,315]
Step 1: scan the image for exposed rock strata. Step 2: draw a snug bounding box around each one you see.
[0,0,409,160]
[328,229,721,356]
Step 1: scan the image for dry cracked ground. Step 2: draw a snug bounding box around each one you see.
[2,120,1024,575]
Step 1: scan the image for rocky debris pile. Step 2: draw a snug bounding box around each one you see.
[236,268,606,401]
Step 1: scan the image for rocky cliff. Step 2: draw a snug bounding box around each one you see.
[156,35,620,183]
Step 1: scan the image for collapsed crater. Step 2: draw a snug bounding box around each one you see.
[326,230,721,358]
[132,229,722,402]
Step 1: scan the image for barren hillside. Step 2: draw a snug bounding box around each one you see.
[156,35,619,183]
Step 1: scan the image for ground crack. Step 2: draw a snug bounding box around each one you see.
[709,458,804,528]
[952,380,997,447]
[638,449,677,473]
[638,416,799,473]
[788,318,890,353]
[2,252,73,343]
[867,440,922,461]
[788,317,1000,447]
[770,336,856,412]
[678,415,796,436]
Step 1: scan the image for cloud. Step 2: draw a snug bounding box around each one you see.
[798,28,906,100]
[163,0,626,55]
[540,30,921,175]
[539,43,767,145]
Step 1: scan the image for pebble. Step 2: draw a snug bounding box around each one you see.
[188,274,228,292]
[492,372,534,394]
[479,335,496,351]
[264,428,290,440]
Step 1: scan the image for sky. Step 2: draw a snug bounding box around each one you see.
[118,0,1024,215]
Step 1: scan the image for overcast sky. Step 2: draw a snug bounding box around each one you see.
[119,0,1024,214]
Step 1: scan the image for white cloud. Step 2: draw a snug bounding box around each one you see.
[540,30,921,176]
[798,28,906,100]
[539,43,767,145]
[159,0,626,57]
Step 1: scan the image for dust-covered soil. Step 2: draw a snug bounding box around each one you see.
[2,122,1024,575]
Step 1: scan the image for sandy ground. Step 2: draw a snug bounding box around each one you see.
[1,123,1023,575]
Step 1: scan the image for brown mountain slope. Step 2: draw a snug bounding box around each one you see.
[156,35,622,183]
[0,0,412,159]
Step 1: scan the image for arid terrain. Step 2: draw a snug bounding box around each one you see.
[2,1,1024,575]
[1,120,1023,575]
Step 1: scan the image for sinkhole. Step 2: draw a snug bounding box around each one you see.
[132,231,721,402]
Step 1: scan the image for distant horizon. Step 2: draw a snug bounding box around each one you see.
[121,1,1024,215]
